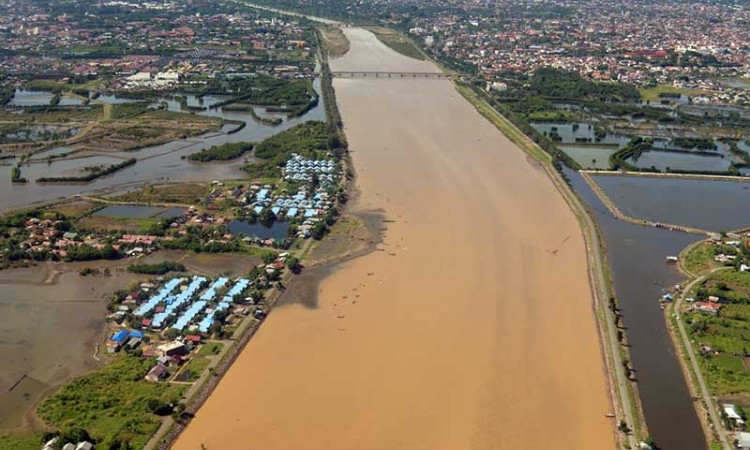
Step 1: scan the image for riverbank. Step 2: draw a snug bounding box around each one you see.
[454,51,643,450]
[173,26,614,450]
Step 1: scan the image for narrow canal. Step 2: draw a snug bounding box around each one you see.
[566,168,707,450]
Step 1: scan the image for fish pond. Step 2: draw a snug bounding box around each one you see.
[227,220,289,241]
[592,174,750,231]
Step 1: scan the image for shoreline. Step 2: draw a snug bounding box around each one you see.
[150,199,383,449]
[147,27,362,450]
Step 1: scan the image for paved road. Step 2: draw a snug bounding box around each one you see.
[77,194,193,209]
[674,268,732,450]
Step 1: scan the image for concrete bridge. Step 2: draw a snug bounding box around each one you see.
[329,71,448,79]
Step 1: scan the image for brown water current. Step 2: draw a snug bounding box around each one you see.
[173,28,614,450]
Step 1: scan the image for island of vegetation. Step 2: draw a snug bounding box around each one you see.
[187,143,254,162]
[37,158,137,183]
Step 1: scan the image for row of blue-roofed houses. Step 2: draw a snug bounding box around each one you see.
[105,274,265,383]
[131,275,256,334]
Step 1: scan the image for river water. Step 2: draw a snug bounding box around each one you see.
[0,80,325,213]
[174,27,613,450]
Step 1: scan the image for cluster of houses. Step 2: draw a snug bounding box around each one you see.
[105,252,293,384]
[143,337,202,383]
[283,155,336,186]
[20,218,111,258]
[104,326,204,384]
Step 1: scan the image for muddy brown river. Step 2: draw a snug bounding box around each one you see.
[174,28,614,450]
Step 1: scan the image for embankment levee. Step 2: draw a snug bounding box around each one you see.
[173,27,614,450]
[584,169,750,184]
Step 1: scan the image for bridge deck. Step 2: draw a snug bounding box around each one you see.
[329,71,448,79]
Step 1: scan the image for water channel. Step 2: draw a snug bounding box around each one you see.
[566,167,707,449]
[0,79,325,213]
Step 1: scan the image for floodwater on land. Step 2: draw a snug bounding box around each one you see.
[0,79,325,213]
[0,250,259,430]
[174,28,613,450]
[566,167,707,450]
[592,174,750,231]
[9,90,83,107]
[22,155,126,179]
[0,263,135,430]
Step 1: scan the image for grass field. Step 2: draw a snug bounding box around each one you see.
[112,183,208,205]
[527,109,580,121]
[682,241,721,276]
[365,27,425,61]
[639,84,710,102]
[197,342,224,357]
[37,356,186,449]
[47,200,98,219]
[178,356,211,382]
[25,78,105,93]
[687,266,750,395]
[0,432,41,450]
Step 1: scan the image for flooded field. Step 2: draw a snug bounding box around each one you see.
[0,251,258,430]
[567,168,707,449]
[174,28,613,450]
[0,80,325,213]
[532,122,631,147]
[0,262,135,430]
[592,174,750,231]
[9,90,83,107]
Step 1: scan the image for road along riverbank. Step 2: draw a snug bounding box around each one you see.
[172,27,615,450]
